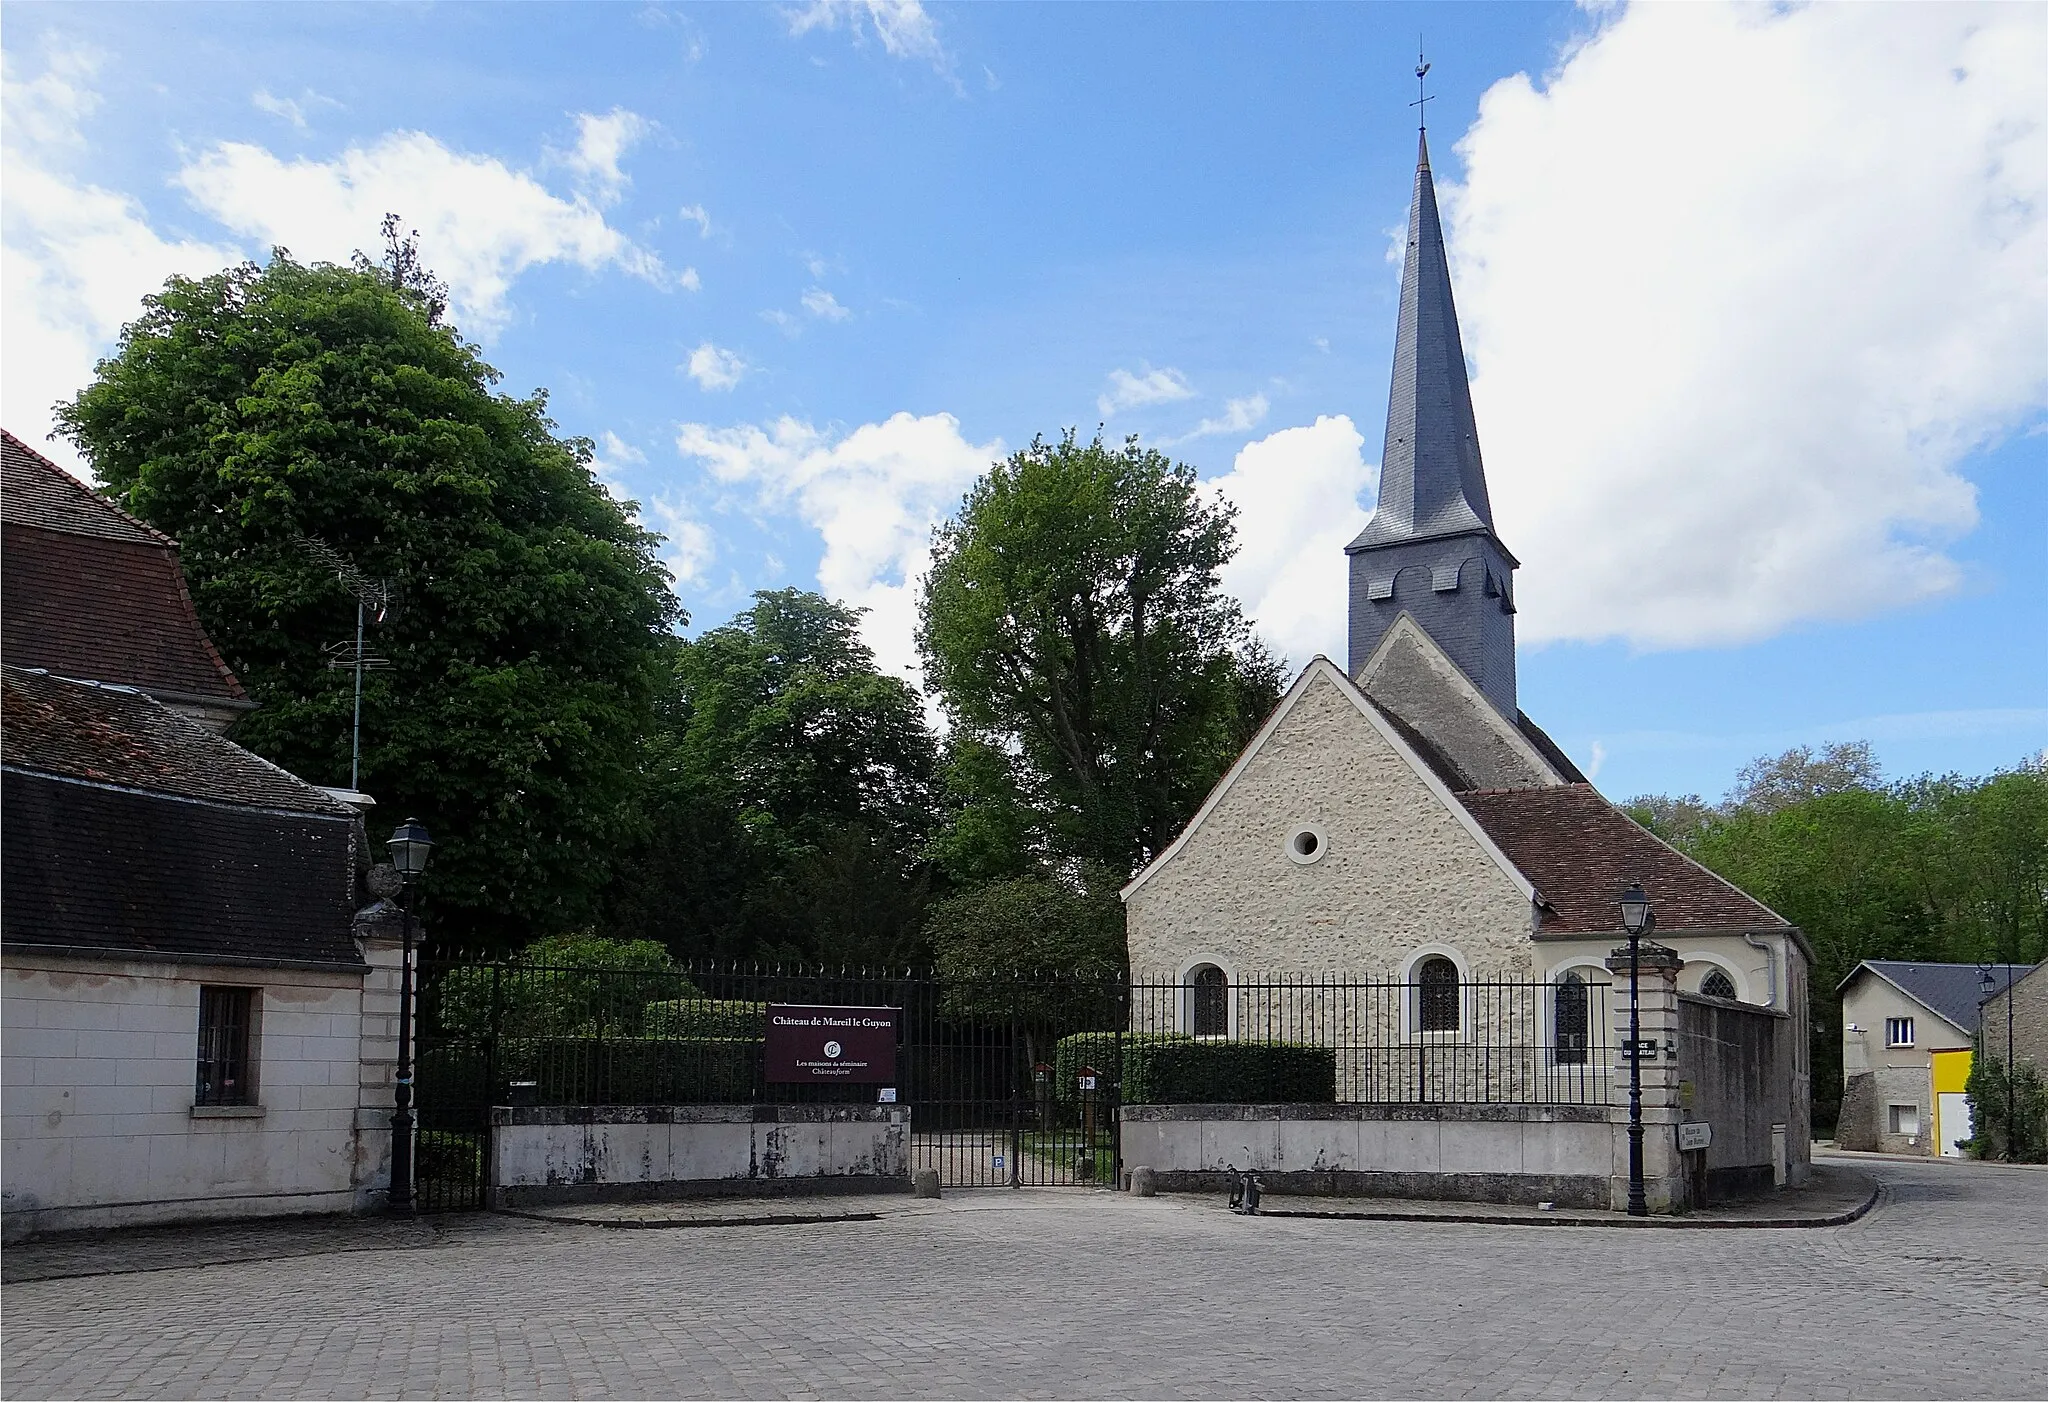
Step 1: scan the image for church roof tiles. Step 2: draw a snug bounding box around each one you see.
[1455,783,1789,935]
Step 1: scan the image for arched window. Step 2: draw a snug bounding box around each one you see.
[1416,956,1460,1034]
[1553,972,1590,1065]
[1699,968,1737,1001]
[1190,964,1228,1037]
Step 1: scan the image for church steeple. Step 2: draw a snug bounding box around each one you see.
[1349,129,1496,550]
[1347,114,1520,717]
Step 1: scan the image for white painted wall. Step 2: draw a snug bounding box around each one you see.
[2,952,385,1237]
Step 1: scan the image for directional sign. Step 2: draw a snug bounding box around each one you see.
[1678,1122,1712,1152]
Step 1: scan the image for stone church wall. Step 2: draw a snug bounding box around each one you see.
[1125,669,1535,981]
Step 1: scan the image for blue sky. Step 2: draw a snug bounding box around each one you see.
[4,1,2043,804]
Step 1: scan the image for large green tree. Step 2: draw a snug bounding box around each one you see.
[606,589,941,965]
[1629,753,2048,1129]
[57,252,680,946]
[917,432,1284,886]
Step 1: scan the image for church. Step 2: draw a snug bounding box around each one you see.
[1122,129,1812,1043]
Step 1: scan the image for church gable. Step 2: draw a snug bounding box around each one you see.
[1123,659,1536,980]
[1355,614,1564,791]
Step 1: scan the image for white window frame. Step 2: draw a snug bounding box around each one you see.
[1887,1102,1920,1137]
[1399,945,1472,1044]
[1174,954,1238,1038]
[1543,962,1610,1073]
[1676,951,1749,1004]
[1885,1017,1916,1048]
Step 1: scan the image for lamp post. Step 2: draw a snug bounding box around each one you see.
[1979,962,2016,1160]
[1619,882,1655,1217]
[386,818,434,1212]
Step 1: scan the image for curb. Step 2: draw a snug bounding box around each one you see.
[1254,1173,1882,1231]
[494,1207,884,1231]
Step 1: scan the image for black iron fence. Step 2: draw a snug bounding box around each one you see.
[411,956,1613,1208]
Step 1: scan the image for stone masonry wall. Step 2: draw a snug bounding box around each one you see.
[2,953,368,1237]
[1125,667,1534,981]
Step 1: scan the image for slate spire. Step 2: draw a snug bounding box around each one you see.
[1347,123,1520,717]
[1349,129,1495,551]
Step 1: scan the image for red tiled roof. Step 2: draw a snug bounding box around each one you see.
[1455,783,1789,934]
[1,430,246,704]
[2,430,169,544]
[2,667,343,814]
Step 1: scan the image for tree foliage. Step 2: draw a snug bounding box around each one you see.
[605,589,940,966]
[56,251,680,946]
[1630,752,2048,1130]
[924,876,1126,1026]
[917,432,1284,885]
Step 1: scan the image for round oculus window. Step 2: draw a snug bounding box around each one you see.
[1285,825,1327,865]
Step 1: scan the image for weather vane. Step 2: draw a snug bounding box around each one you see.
[1412,41,1433,133]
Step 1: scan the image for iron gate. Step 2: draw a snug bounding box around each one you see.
[412,959,1132,1208]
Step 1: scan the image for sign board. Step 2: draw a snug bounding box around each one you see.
[1678,1122,1712,1152]
[1620,1038,1675,1062]
[1077,1074,1098,1091]
[764,1004,899,1083]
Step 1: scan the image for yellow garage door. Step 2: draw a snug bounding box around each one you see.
[1931,1048,1973,1157]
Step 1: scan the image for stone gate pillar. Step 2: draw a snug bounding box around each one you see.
[1605,942,1684,1213]
[351,867,408,1212]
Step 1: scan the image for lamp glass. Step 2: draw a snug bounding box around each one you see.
[1619,883,1652,936]
[388,818,434,876]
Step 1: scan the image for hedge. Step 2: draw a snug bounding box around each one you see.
[1124,1039,1337,1105]
[642,999,768,1039]
[482,1036,761,1104]
[1052,1031,1190,1107]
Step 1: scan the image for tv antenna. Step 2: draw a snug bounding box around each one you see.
[297,536,392,792]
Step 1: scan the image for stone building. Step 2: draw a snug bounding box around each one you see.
[1836,960,2031,1157]
[1,433,406,1238]
[1118,129,1811,1208]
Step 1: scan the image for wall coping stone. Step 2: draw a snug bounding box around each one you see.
[489,1103,905,1128]
[1119,1101,1608,1124]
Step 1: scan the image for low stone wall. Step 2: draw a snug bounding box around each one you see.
[1119,1102,1613,1209]
[488,1105,911,1208]
[1678,995,1807,1197]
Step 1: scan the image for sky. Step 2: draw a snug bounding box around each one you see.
[4,1,2044,804]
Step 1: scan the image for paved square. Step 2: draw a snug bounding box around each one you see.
[4,1156,2043,1399]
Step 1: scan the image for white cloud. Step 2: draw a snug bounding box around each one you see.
[1170,392,1270,444]
[1098,365,1195,417]
[2,48,239,475]
[1445,1,2047,650]
[801,287,852,321]
[1205,415,1372,669]
[556,107,653,205]
[785,1,952,80]
[175,129,670,336]
[685,341,748,392]
[679,202,712,237]
[252,89,307,130]
[675,411,1002,681]
[589,430,646,497]
[648,494,716,589]
[761,308,800,336]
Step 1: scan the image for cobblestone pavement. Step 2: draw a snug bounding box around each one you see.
[3,1155,2043,1399]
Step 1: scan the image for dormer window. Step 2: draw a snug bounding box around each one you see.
[1367,576,1395,602]
[1430,564,1461,593]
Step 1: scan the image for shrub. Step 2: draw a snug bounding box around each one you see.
[1123,1039,1337,1105]
[432,935,698,1038]
[499,1035,762,1105]
[642,999,767,1039]
[1964,1053,2048,1163]
[1053,1031,1190,1107]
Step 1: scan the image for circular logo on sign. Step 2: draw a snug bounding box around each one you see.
[823,1040,842,1058]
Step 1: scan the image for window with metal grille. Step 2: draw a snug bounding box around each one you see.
[196,986,255,1106]
[1699,968,1737,1001]
[1190,965,1227,1037]
[1417,957,1460,1034]
[1553,971,1589,1064]
[1886,1017,1915,1048]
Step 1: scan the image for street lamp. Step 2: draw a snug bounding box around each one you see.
[385,819,433,1211]
[1979,962,2016,1160]
[1619,881,1655,1217]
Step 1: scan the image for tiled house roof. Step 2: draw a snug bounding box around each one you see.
[1,668,362,968]
[1,429,248,711]
[1455,783,1789,935]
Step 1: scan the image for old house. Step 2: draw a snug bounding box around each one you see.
[1837,960,2030,1157]
[1,432,405,1238]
